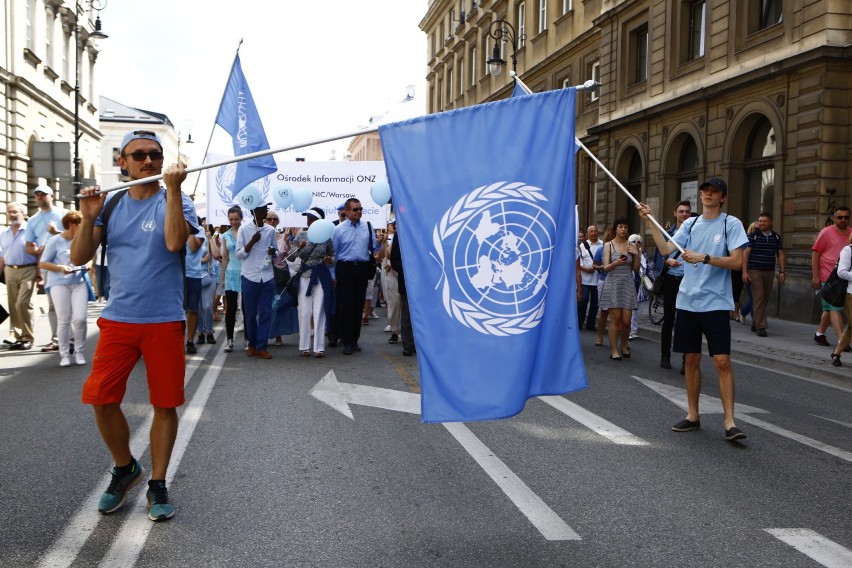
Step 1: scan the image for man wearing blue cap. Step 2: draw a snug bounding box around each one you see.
[26,184,68,351]
[638,177,749,443]
[72,129,200,522]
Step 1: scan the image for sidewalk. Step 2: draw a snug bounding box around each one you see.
[635,306,851,386]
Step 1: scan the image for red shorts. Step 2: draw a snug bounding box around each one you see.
[82,318,186,408]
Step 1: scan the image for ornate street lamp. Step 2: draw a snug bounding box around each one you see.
[486,19,524,77]
[73,0,108,195]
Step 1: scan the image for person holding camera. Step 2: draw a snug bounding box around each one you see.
[598,216,640,361]
[236,203,278,360]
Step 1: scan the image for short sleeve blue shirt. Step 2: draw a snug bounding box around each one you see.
[96,189,199,323]
[673,214,748,313]
[41,235,86,288]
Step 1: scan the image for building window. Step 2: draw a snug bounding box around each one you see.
[63,29,71,81]
[590,61,600,101]
[458,60,464,95]
[431,33,436,59]
[437,78,443,110]
[470,46,477,85]
[45,9,53,67]
[687,1,705,61]
[744,118,776,222]
[26,0,35,50]
[538,0,547,34]
[562,0,573,15]
[447,69,453,106]
[518,3,526,48]
[759,0,783,30]
[629,24,649,85]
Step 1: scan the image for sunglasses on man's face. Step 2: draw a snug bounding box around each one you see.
[350,207,363,212]
[124,150,164,162]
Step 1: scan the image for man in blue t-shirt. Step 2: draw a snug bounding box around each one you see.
[638,177,749,442]
[71,129,199,522]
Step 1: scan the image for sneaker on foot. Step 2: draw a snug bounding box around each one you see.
[75,353,86,366]
[814,334,830,346]
[388,334,399,344]
[98,459,145,514]
[185,341,197,354]
[59,356,71,367]
[384,325,392,333]
[197,334,206,345]
[206,333,216,344]
[146,480,175,522]
[223,339,234,352]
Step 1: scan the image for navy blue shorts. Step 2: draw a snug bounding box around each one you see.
[673,309,731,356]
[184,277,202,312]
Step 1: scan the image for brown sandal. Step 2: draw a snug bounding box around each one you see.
[315,352,324,358]
[300,350,311,357]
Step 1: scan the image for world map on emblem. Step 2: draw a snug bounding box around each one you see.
[452,200,555,318]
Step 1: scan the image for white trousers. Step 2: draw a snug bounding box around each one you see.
[384,270,401,333]
[297,279,326,352]
[49,283,88,358]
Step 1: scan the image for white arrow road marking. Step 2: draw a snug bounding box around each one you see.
[537,396,648,445]
[309,370,420,418]
[634,376,852,463]
[37,342,218,568]
[310,372,581,541]
[812,415,852,429]
[765,529,852,568]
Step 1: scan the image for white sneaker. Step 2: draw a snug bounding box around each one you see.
[369,313,379,319]
[75,353,86,366]
[224,339,234,353]
[384,325,392,333]
[59,357,71,367]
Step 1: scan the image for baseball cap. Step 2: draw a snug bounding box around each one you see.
[628,234,642,244]
[119,129,163,154]
[336,203,346,211]
[302,207,325,220]
[699,176,728,195]
[33,184,54,196]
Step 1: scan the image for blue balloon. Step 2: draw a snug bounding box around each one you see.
[307,219,334,244]
[272,185,293,210]
[292,187,313,212]
[371,181,391,206]
[236,184,262,210]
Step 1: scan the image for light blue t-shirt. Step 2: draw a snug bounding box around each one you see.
[673,213,748,313]
[96,189,199,323]
[25,208,68,247]
[41,235,86,288]
[185,233,206,279]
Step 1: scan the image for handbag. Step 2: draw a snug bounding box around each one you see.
[820,259,849,308]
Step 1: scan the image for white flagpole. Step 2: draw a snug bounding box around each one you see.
[76,126,377,198]
[512,72,684,253]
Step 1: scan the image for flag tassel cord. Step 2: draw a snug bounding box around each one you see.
[512,73,685,254]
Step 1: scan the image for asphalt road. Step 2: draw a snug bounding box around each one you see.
[0,303,850,567]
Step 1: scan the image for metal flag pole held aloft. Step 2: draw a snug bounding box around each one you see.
[511,72,685,254]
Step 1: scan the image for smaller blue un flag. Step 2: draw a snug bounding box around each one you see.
[379,88,588,423]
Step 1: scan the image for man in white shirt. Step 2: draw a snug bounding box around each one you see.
[236,203,277,359]
[577,225,603,331]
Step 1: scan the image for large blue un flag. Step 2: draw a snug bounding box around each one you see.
[379,88,588,423]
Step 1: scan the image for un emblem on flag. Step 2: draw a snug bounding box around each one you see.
[215,164,270,206]
[433,181,555,336]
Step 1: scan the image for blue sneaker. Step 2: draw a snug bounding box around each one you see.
[98,459,145,514]
[146,481,175,522]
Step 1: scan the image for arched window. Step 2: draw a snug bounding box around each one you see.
[743,117,775,224]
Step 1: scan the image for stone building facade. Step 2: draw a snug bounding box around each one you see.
[1,0,105,217]
[421,0,852,322]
